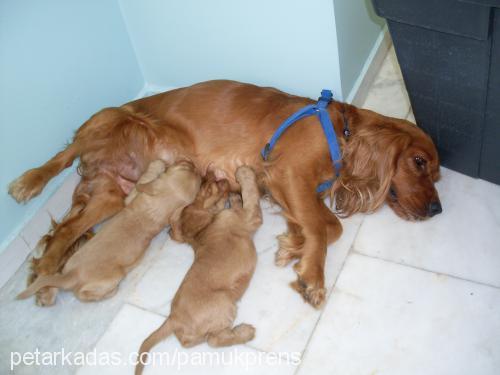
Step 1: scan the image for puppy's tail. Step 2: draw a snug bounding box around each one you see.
[17,272,76,300]
[135,318,174,375]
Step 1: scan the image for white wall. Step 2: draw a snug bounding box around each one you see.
[333,0,385,99]
[1,0,385,253]
[119,0,343,100]
[0,0,143,251]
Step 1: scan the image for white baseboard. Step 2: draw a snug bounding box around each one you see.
[346,26,392,106]
[134,83,177,99]
[0,171,81,289]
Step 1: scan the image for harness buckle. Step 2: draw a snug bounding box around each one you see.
[262,143,271,161]
[319,89,333,103]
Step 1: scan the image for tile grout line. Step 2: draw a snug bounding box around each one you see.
[90,300,169,355]
[348,216,366,253]
[86,246,178,352]
[352,249,500,291]
[258,244,279,255]
[90,234,284,358]
[125,300,170,317]
[292,220,365,375]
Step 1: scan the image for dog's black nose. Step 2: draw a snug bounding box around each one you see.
[428,201,442,217]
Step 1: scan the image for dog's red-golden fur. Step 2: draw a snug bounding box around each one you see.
[9,80,441,307]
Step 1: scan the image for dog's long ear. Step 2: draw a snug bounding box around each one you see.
[332,124,411,216]
[179,207,214,240]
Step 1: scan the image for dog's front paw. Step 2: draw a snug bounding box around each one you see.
[291,279,326,308]
[291,260,327,308]
[8,169,47,203]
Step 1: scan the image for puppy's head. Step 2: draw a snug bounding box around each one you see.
[193,172,230,210]
[170,172,229,242]
[136,160,200,201]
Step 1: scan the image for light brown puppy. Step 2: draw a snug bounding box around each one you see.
[135,166,262,375]
[17,160,201,303]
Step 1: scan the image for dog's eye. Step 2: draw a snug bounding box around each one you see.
[414,156,426,168]
[389,186,397,200]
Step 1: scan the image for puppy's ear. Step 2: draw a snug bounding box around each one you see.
[204,171,217,183]
[179,207,213,240]
[169,206,186,243]
[136,179,160,196]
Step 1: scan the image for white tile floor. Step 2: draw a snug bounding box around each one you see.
[1,47,500,375]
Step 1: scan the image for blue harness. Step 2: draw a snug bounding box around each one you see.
[261,89,348,193]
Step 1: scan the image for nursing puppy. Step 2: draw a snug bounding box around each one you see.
[17,160,201,303]
[135,166,262,375]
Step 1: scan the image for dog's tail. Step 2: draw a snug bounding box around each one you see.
[135,318,174,375]
[17,272,76,300]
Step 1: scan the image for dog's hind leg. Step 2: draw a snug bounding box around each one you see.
[17,272,77,300]
[34,173,125,277]
[75,280,119,302]
[9,143,79,203]
[206,324,256,347]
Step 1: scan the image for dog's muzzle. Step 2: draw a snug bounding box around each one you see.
[427,201,442,217]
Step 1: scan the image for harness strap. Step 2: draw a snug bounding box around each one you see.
[261,89,345,193]
[261,104,317,161]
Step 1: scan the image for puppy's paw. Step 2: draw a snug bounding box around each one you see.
[235,166,255,182]
[8,169,47,203]
[35,287,58,307]
[234,323,256,342]
[275,248,293,267]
